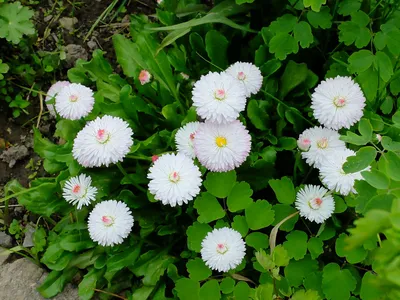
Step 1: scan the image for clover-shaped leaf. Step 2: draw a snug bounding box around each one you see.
[0,2,35,44]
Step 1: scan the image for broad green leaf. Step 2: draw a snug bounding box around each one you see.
[269,14,297,34]
[187,258,212,281]
[0,2,35,44]
[374,51,393,82]
[293,21,313,48]
[59,232,96,252]
[307,237,324,259]
[291,289,321,300]
[356,66,378,102]
[381,136,400,151]
[245,200,275,230]
[307,7,332,29]
[234,282,250,300]
[284,255,318,287]
[279,61,309,98]
[220,277,235,294]
[303,0,326,12]
[364,194,395,213]
[186,222,212,252]
[322,263,357,300]
[245,232,269,250]
[385,151,400,181]
[272,245,290,267]
[247,99,269,130]
[359,118,373,140]
[227,182,253,212]
[175,278,200,300]
[283,230,308,260]
[361,169,390,189]
[269,176,295,204]
[254,283,274,299]
[194,192,225,223]
[204,171,236,198]
[157,28,191,54]
[37,268,78,298]
[342,146,376,173]
[272,204,299,231]
[304,272,324,299]
[78,268,104,300]
[360,272,384,300]
[231,215,249,237]
[205,30,229,69]
[381,24,400,56]
[131,286,155,299]
[335,233,367,264]
[338,0,362,16]
[339,12,371,48]
[348,50,374,73]
[199,280,220,300]
[269,33,299,60]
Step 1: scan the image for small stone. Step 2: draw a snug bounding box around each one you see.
[65,44,88,67]
[0,145,29,168]
[59,17,78,33]
[22,223,35,248]
[87,40,98,50]
[0,232,12,248]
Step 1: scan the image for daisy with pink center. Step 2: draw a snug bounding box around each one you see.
[62,174,98,209]
[225,62,263,97]
[88,200,134,246]
[72,115,133,167]
[45,81,71,117]
[295,185,335,223]
[138,70,151,85]
[175,121,200,159]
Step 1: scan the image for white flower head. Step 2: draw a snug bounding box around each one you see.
[55,83,95,120]
[319,149,371,196]
[192,72,246,124]
[193,120,251,172]
[201,227,246,272]
[175,121,200,159]
[73,115,133,168]
[311,76,366,130]
[139,70,151,85]
[45,81,71,117]
[148,153,202,207]
[62,174,98,209]
[295,185,335,224]
[88,200,134,247]
[298,126,346,168]
[225,62,263,97]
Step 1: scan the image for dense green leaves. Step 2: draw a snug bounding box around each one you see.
[322,263,357,300]
[245,200,275,230]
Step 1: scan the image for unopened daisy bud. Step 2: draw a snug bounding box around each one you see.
[298,126,346,168]
[88,200,134,247]
[295,185,335,223]
[55,83,95,120]
[319,149,371,196]
[139,70,151,85]
[201,227,246,272]
[194,121,251,172]
[311,76,366,130]
[157,0,163,4]
[73,115,133,168]
[192,72,247,124]
[62,174,97,209]
[151,155,159,162]
[45,81,71,117]
[376,134,382,143]
[225,62,263,97]
[175,121,200,159]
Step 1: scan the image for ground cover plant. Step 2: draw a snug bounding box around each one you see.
[2,0,400,299]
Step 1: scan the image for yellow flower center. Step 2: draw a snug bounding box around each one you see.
[215,136,227,148]
[69,95,78,102]
[317,138,328,149]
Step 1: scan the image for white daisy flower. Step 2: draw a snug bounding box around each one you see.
[175,121,200,159]
[139,70,151,85]
[298,126,346,168]
[225,62,263,97]
[319,149,371,196]
[55,83,95,120]
[73,115,133,167]
[311,76,366,130]
[148,153,202,207]
[201,227,246,272]
[45,81,70,117]
[295,185,335,224]
[88,200,134,247]
[193,121,251,172]
[192,72,246,124]
[62,174,98,209]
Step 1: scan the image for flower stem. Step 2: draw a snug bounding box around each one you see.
[116,162,147,193]
[126,155,152,161]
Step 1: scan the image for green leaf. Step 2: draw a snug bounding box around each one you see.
[293,21,313,48]
[231,215,249,237]
[374,51,393,82]
[247,99,269,130]
[194,192,225,223]
[307,237,324,259]
[233,282,250,300]
[307,7,332,29]
[227,182,253,212]
[254,283,274,299]
[59,232,96,252]
[187,258,212,281]
[37,268,78,298]
[335,233,367,264]
[342,146,376,173]
[272,204,299,231]
[204,171,236,198]
[131,286,155,299]
[284,255,318,287]
[78,268,104,300]
[279,61,309,98]
[157,28,191,54]
[283,230,308,260]
[199,280,220,300]
[322,263,357,300]
[381,24,400,56]
[361,169,390,189]
[385,151,400,181]
[291,289,321,300]
[356,66,379,103]
[245,200,275,230]
[348,50,374,73]
[272,245,290,267]
[338,12,371,48]
[360,272,383,300]
[245,232,269,250]
[269,14,297,34]
[303,0,326,12]
[205,30,229,69]
[175,278,200,300]
[338,0,362,16]
[0,2,35,44]
[269,176,295,204]
[381,136,400,151]
[186,222,212,252]
[269,33,299,60]
[220,277,235,294]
